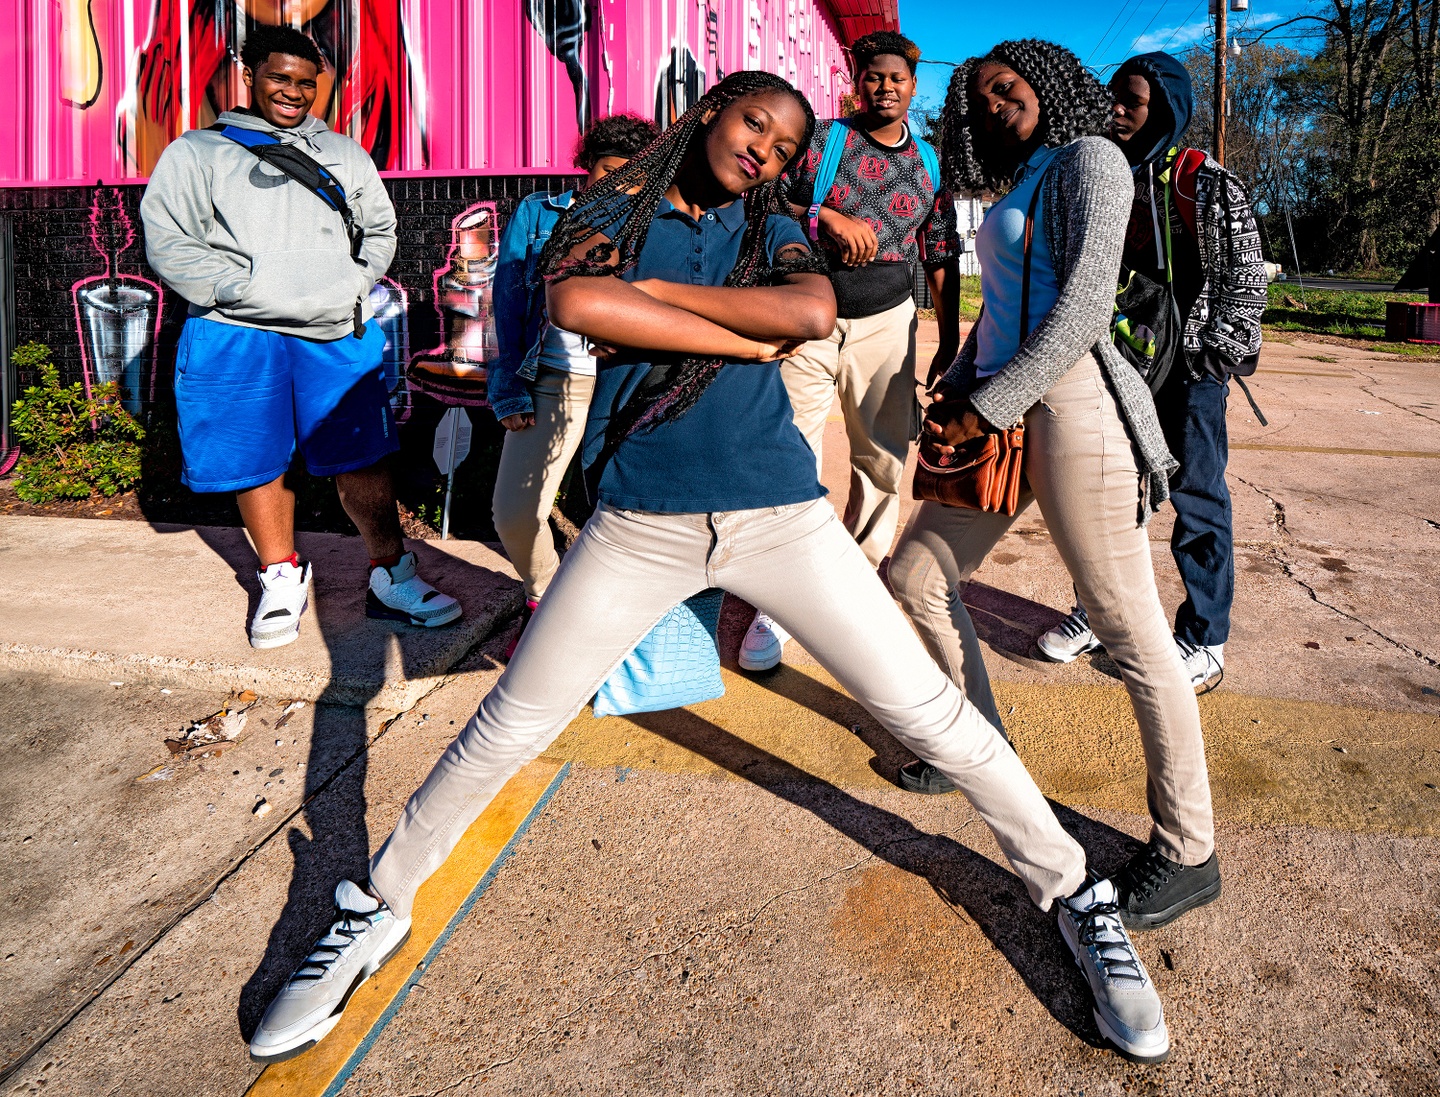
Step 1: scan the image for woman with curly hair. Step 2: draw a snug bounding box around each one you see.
[249,70,1164,1066]
[889,37,1218,1033]
[489,112,659,656]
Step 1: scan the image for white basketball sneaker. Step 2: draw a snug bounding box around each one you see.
[250,559,312,649]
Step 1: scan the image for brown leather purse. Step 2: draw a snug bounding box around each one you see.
[912,179,1043,517]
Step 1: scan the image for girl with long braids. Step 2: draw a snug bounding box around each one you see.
[890,38,1220,1021]
[250,71,1169,1066]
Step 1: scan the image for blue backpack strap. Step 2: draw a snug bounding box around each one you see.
[807,118,851,243]
[210,123,350,215]
[912,133,942,194]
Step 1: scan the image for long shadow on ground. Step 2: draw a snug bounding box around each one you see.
[627,704,1141,1052]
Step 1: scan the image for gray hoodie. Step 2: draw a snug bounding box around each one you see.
[140,109,397,341]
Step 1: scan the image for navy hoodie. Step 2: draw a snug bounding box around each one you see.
[1115,52,1204,323]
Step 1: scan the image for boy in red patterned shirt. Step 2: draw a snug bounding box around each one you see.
[738,30,961,673]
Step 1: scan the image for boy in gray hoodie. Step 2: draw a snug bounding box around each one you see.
[141,24,459,649]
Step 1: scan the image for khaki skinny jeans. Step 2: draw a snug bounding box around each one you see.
[781,297,921,567]
[491,366,596,600]
[890,352,1215,866]
[370,498,1087,918]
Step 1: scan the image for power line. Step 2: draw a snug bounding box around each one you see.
[1086,1,1139,65]
[1124,0,1178,57]
[1089,0,1148,67]
[1159,0,1208,51]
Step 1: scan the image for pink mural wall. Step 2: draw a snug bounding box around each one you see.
[0,0,863,184]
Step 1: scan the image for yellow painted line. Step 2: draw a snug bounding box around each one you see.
[1231,443,1440,459]
[246,758,569,1097]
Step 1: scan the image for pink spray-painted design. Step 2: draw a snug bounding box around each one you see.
[71,183,164,415]
[406,201,498,408]
[367,274,412,422]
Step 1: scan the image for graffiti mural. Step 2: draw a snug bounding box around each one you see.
[71,185,163,414]
[2,0,855,184]
[120,0,420,174]
[654,45,704,128]
[524,0,590,136]
[368,275,412,422]
[406,202,499,408]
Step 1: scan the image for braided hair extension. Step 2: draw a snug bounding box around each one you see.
[538,71,827,437]
[940,40,1111,195]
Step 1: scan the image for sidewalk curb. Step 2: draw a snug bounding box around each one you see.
[0,589,522,709]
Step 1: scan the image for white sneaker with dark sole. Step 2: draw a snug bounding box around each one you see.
[739,611,790,672]
[249,881,411,1063]
[367,551,462,628]
[1037,606,1102,663]
[251,560,312,649]
[1058,877,1170,1064]
[1176,638,1224,691]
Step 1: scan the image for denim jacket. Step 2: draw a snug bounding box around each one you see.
[489,188,575,421]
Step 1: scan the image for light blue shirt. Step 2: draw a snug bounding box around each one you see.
[973,145,1060,378]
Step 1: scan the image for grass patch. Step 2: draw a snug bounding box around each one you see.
[917,273,983,324]
[1368,341,1440,359]
[1302,354,1340,363]
[1264,285,1427,339]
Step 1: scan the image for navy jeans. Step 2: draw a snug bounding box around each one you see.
[1154,369,1233,647]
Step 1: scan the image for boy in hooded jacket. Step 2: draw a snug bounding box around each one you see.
[141,24,460,649]
[1039,51,1266,701]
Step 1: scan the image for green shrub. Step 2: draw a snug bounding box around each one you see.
[9,342,145,503]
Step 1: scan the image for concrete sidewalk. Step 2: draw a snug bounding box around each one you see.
[0,519,524,710]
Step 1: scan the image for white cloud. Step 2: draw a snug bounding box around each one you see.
[1132,8,1284,55]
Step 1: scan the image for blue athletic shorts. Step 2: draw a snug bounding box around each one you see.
[174,316,398,493]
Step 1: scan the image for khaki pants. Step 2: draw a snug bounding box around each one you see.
[491,366,596,601]
[781,297,921,567]
[889,353,1215,866]
[370,498,1088,919]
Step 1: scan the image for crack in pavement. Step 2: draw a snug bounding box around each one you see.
[1232,475,1438,672]
[404,834,943,1097]
[1357,376,1440,428]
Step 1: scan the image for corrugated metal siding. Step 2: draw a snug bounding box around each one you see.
[0,0,885,184]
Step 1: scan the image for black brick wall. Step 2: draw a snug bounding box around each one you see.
[0,174,576,400]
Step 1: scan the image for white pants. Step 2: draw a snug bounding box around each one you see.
[780,297,921,566]
[370,498,1088,918]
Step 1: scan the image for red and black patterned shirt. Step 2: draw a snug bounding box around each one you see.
[783,118,959,272]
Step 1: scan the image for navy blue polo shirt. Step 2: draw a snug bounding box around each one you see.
[581,197,825,513]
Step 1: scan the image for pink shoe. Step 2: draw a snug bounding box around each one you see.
[505,599,539,660]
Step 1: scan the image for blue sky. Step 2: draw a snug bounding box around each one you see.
[898,0,1314,111]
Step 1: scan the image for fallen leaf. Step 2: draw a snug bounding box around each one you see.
[1304,641,1321,650]
[236,689,258,706]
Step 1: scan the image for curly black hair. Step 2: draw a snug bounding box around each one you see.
[540,71,826,436]
[574,113,661,170]
[941,39,1111,195]
[850,31,921,76]
[240,24,322,71]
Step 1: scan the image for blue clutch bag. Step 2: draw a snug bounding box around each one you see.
[592,589,725,718]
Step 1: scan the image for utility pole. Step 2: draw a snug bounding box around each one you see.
[1214,0,1228,165]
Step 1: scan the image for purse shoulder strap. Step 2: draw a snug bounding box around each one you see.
[1019,175,1044,340]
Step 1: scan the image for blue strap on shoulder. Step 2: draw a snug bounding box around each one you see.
[912,132,941,194]
[213,124,349,214]
[807,118,851,243]
[806,119,943,243]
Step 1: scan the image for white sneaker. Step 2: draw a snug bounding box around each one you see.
[738,611,790,672]
[366,551,462,628]
[1176,638,1224,691]
[1036,605,1101,663]
[1058,877,1170,1064]
[249,881,411,1063]
[251,559,312,649]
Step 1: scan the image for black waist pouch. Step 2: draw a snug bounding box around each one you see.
[830,259,915,319]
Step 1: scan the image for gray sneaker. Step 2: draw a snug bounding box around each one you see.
[249,881,412,1063]
[1057,877,1170,1064]
[1036,606,1102,663]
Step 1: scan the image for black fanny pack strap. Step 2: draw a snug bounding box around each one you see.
[210,125,365,263]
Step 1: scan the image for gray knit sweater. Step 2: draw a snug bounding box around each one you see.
[944,136,1178,516]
